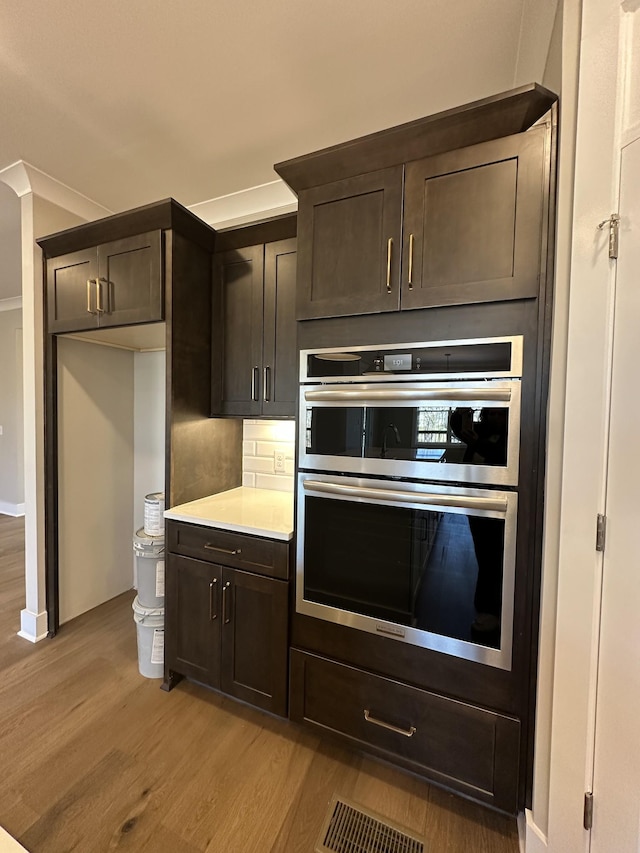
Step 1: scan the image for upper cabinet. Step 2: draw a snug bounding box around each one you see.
[275,83,557,321]
[211,216,297,418]
[46,231,163,333]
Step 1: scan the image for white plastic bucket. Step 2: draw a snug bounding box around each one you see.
[132,596,164,678]
[133,528,165,608]
[144,492,165,537]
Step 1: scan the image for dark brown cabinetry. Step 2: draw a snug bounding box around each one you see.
[38,200,243,634]
[212,216,297,417]
[165,520,290,716]
[291,127,547,320]
[46,231,163,333]
[278,85,558,814]
[276,83,556,321]
[290,650,520,814]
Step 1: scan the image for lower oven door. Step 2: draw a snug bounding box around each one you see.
[297,472,517,670]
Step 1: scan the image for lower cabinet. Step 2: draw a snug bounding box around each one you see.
[165,523,290,717]
[289,649,521,815]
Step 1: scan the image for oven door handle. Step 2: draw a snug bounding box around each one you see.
[302,479,508,513]
[304,387,512,402]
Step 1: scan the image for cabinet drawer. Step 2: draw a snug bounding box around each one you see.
[167,521,289,579]
[289,650,520,814]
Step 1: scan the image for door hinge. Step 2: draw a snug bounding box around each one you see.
[596,513,607,552]
[597,213,620,259]
[584,791,594,830]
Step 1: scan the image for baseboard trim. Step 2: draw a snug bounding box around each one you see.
[0,501,25,517]
[524,809,548,851]
[18,608,48,643]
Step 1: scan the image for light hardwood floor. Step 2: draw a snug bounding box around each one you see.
[0,514,519,852]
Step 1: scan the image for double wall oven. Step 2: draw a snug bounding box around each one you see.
[296,336,523,670]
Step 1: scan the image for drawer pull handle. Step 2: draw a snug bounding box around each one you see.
[209,578,218,621]
[386,237,393,293]
[203,544,242,556]
[364,709,416,738]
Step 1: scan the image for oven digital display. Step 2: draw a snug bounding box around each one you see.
[383,353,412,371]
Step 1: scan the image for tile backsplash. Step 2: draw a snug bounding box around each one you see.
[242,420,296,492]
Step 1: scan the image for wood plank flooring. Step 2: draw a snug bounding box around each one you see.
[0,514,519,852]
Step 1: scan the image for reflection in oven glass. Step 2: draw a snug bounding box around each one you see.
[303,497,505,648]
[305,405,508,467]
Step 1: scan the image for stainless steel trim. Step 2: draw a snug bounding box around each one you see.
[303,479,508,513]
[304,385,511,403]
[204,544,241,556]
[296,472,517,670]
[209,578,218,621]
[299,335,524,383]
[222,581,231,624]
[364,709,416,737]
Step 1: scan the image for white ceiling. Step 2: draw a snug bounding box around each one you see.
[0,0,560,301]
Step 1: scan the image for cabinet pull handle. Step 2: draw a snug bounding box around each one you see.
[251,366,259,401]
[222,581,231,624]
[263,366,270,402]
[95,277,104,313]
[86,279,97,314]
[209,578,218,621]
[203,544,242,556]
[97,277,110,313]
[364,709,416,738]
[386,238,393,293]
[408,233,414,290]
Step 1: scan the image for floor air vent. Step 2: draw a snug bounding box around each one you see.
[315,794,426,853]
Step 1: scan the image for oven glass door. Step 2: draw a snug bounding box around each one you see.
[299,381,521,486]
[297,473,517,670]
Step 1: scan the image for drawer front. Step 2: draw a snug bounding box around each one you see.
[167,521,289,579]
[289,649,520,814]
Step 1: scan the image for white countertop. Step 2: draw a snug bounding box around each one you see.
[164,487,294,541]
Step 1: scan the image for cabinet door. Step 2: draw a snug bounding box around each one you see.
[98,231,163,327]
[165,554,222,687]
[263,238,297,417]
[46,248,99,333]
[220,568,289,716]
[296,167,403,320]
[211,245,264,416]
[402,126,548,310]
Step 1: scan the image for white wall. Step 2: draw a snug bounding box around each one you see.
[0,308,24,515]
[57,337,135,624]
[133,350,166,534]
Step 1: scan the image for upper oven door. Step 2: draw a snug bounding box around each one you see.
[299,380,521,487]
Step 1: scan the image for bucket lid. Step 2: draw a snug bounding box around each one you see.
[132,595,164,621]
[145,492,165,502]
[134,527,164,551]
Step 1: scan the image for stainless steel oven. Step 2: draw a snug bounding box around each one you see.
[296,336,523,670]
[296,472,517,669]
[299,336,523,487]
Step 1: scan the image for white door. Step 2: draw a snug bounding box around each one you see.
[590,137,640,851]
[547,1,640,851]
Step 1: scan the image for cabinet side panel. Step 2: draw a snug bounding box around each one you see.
[168,231,242,506]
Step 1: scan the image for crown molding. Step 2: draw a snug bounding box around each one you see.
[189,179,297,229]
[0,296,22,313]
[0,161,111,222]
